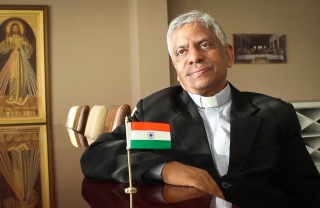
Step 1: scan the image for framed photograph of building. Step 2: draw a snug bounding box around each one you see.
[0,5,49,124]
[233,33,286,64]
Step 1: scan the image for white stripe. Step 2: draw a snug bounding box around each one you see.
[131,130,170,141]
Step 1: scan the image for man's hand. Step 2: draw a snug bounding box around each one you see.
[162,161,224,199]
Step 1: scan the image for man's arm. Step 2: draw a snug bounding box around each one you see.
[162,161,224,199]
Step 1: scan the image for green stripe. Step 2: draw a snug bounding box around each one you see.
[131,140,171,149]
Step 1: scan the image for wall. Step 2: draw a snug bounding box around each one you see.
[168,0,320,102]
[129,0,170,106]
[1,0,170,125]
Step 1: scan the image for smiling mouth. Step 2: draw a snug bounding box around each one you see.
[188,68,209,76]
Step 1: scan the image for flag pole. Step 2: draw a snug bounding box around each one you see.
[125,116,137,194]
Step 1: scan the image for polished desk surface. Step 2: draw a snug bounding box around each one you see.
[0,125,236,208]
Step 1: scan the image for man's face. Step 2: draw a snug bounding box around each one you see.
[171,23,234,96]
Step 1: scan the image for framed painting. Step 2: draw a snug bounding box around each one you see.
[0,125,50,207]
[0,6,49,124]
[233,33,286,64]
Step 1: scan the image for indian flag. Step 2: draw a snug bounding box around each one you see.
[126,121,171,149]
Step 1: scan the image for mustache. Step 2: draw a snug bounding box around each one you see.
[187,64,213,76]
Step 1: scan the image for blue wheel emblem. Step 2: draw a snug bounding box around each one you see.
[147,132,155,139]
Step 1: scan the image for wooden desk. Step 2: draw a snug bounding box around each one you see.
[82,177,226,208]
[0,125,236,208]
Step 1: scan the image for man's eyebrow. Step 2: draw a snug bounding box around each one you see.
[197,36,215,43]
[173,36,215,51]
[173,42,188,52]
[174,44,186,48]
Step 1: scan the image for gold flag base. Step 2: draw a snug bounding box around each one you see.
[125,187,137,194]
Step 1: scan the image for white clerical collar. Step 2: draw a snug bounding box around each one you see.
[188,84,231,108]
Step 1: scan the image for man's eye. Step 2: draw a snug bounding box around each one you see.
[200,42,210,49]
[176,49,185,55]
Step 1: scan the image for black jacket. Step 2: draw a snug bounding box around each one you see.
[81,83,320,208]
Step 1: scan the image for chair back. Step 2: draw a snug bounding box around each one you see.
[84,105,107,141]
[66,105,90,134]
[74,105,90,134]
[66,106,80,129]
[104,104,131,132]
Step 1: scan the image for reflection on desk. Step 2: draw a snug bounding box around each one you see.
[82,177,237,208]
[0,125,49,208]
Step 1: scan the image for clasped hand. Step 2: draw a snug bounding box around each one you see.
[161,161,224,199]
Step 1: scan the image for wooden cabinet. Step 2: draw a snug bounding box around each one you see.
[291,101,320,172]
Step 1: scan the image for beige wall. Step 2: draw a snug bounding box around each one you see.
[2,0,319,126]
[168,0,320,103]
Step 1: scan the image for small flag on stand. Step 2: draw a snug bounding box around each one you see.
[124,118,171,195]
[126,121,171,150]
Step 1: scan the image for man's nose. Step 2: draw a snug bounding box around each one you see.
[187,48,204,65]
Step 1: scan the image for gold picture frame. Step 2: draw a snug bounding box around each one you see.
[0,124,50,208]
[0,5,49,124]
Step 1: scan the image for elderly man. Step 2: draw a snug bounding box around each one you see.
[81,10,320,207]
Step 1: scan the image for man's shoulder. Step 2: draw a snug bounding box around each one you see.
[134,86,184,120]
[230,83,288,108]
[242,91,287,106]
[239,91,295,116]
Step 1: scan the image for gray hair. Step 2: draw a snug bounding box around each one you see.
[167,10,228,58]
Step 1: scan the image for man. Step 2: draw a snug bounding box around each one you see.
[81,10,320,207]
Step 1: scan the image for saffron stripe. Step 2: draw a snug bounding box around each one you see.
[131,122,170,132]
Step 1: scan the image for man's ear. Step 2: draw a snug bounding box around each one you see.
[225,44,234,68]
